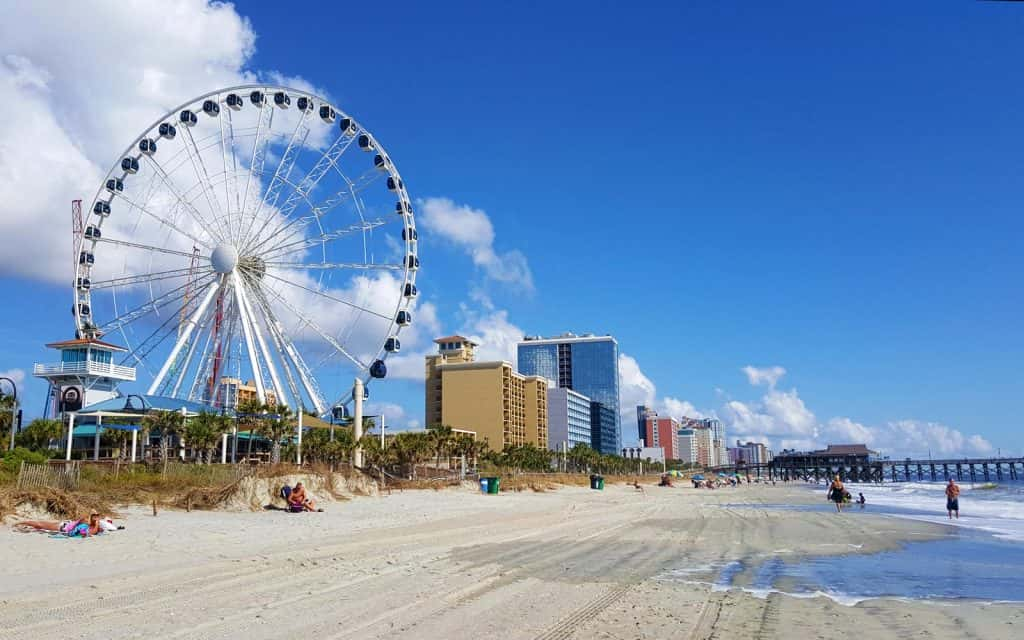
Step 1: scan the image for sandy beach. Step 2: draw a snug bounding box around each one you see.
[1,482,1021,640]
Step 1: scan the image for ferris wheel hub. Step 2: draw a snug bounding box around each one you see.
[210,244,238,273]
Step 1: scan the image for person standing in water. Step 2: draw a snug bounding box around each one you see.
[828,474,846,512]
[946,478,960,520]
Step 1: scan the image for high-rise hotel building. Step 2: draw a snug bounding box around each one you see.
[517,333,621,454]
[425,336,548,451]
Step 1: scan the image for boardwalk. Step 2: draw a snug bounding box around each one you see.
[713,457,1024,483]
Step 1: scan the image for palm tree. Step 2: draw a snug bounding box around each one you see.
[236,399,266,459]
[389,431,431,479]
[184,412,232,463]
[262,404,294,465]
[427,425,455,470]
[0,392,14,444]
[14,418,63,452]
[142,410,185,469]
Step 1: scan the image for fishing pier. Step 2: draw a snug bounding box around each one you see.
[715,443,1024,484]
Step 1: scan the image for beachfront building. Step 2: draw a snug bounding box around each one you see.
[590,401,617,455]
[548,387,592,451]
[425,336,479,427]
[518,333,621,454]
[704,418,727,468]
[679,416,725,466]
[220,377,277,409]
[34,338,136,418]
[425,337,548,451]
[733,440,771,465]
[677,428,699,465]
[636,405,656,445]
[641,414,681,460]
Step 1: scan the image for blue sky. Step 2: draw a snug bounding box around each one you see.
[0,2,1021,457]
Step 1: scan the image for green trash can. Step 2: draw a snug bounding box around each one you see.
[486,476,500,494]
[597,476,605,490]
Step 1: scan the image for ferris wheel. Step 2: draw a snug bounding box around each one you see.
[73,84,418,416]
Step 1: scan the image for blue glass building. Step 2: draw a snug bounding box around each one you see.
[518,334,621,454]
[590,401,617,455]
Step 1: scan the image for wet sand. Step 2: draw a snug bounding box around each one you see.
[0,483,1020,639]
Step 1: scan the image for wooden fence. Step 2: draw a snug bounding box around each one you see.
[17,461,81,491]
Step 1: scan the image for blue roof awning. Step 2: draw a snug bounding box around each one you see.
[76,394,227,418]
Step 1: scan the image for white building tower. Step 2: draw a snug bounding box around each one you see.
[33,338,136,416]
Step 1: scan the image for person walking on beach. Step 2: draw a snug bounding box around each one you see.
[946,478,960,520]
[828,475,846,512]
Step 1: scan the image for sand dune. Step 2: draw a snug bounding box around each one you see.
[0,483,1018,639]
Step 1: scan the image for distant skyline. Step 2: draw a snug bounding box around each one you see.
[0,2,1021,458]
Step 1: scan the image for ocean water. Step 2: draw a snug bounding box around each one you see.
[831,479,1024,542]
[664,480,1024,604]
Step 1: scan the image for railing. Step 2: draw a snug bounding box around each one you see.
[33,360,136,380]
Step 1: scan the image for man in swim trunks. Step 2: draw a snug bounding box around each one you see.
[946,478,960,520]
[289,482,323,512]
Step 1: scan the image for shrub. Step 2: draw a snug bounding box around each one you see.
[2,447,50,473]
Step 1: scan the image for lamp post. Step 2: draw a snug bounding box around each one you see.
[123,394,148,462]
[1,377,18,451]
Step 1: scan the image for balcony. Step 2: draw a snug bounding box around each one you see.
[33,360,136,381]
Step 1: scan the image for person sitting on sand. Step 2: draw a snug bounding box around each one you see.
[289,482,323,512]
[658,474,673,487]
[15,512,104,537]
[946,478,960,520]
[633,480,646,495]
[827,475,845,512]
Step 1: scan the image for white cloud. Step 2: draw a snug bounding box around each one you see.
[873,419,994,458]
[618,353,705,445]
[0,369,27,387]
[462,309,524,364]
[618,354,657,416]
[365,401,420,430]
[721,366,995,457]
[741,365,787,388]
[0,1,264,283]
[418,197,534,291]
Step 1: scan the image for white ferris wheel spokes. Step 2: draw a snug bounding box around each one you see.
[74,85,419,416]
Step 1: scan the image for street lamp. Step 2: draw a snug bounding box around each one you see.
[1,377,18,451]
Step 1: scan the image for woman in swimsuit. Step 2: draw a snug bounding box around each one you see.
[15,513,103,536]
[828,475,846,512]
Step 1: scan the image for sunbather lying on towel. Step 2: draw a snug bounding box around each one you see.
[15,512,105,537]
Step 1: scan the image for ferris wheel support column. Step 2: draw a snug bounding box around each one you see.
[353,378,364,468]
[231,271,267,404]
[235,276,287,406]
[148,280,223,395]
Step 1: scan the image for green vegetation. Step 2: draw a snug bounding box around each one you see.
[2,447,51,473]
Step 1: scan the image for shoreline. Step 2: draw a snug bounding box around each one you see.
[1,483,1020,639]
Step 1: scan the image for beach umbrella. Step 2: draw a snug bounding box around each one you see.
[692,474,704,481]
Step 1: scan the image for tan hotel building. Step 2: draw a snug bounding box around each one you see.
[425,336,548,451]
